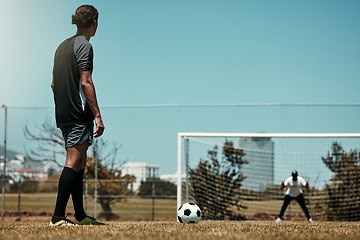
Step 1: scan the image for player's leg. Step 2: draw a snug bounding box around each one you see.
[295,194,311,221]
[64,139,90,171]
[51,141,89,225]
[72,149,105,225]
[71,141,89,222]
[67,121,105,225]
[278,195,292,220]
[72,151,105,226]
[50,123,90,226]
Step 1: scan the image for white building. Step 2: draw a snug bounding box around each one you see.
[118,162,160,190]
[13,167,47,180]
[0,151,48,182]
[0,153,25,182]
[239,137,274,191]
[160,172,186,185]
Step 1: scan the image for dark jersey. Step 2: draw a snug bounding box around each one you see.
[53,35,95,128]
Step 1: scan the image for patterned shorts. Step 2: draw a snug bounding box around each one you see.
[61,121,94,149]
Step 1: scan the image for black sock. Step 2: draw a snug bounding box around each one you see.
[52,167,77,223]
[72,169,86,221]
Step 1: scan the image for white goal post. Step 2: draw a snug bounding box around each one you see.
[177,132,360,220]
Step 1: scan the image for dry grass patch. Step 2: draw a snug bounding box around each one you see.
[1,221,359,240]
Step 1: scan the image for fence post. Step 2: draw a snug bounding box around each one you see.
[1,105,7,222]
[94,157,98,219]
[152,173,155,221]
[18,178,21,216]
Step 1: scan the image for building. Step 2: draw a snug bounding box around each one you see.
[239,137,274,191]
[160,172,186,185]
[13,167,47,180]
[1,152,25,182]
[118,162,160,191]
[1,147,48,182]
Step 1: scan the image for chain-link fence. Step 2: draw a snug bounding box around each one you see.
[1,178,176,221]
[1,104,360,221]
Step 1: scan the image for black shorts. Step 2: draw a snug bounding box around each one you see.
[61,121,94,149]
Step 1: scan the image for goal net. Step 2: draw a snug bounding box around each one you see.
[177,133,360,221]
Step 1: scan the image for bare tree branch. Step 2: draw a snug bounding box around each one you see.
[23,148,64,167]
[24,125,65,146]
[23,120,66,168]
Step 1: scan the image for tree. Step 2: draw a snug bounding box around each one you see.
[322,142,360,221]
[189,140,248,220]
[85,151,135,220]
[24,120,134,219]
[138,178,177,197]
[24,120,66,167]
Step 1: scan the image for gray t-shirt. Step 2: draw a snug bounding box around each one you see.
[53,35,95,128]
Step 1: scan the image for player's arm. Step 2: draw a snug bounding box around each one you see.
[80,70,104,138]
[280,182,285,190]
[300,177,309,189]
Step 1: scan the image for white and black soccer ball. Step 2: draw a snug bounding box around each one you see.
[177,202,201,224]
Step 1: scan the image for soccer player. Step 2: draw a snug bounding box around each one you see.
[276,170,313,223]
[50,5,105,226]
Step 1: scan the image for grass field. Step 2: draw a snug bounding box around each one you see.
[2,193,176,220]
[2,193,303,221]
[1,221,359,240]
[2,194,360,240]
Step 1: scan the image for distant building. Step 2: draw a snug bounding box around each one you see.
[0,147,48,182]
[3,154,24,172]
[0,152,25,182]
[117,162,160,190]
[44,164,61,176]
[160,172,186,185]
[13,167,47,180]
[239,137,274,191]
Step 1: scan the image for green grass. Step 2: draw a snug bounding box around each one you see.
[1,221,360,240]
[2,193,177,220]
[2,193,307,221]
[4,193,56,213]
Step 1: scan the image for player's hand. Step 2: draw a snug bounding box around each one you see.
[94,115,105,138]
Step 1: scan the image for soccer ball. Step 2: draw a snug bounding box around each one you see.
[177,202,201,223]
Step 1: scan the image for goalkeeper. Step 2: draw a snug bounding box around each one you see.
[276,170,312,223]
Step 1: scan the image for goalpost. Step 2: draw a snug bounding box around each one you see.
[177,133,360,221]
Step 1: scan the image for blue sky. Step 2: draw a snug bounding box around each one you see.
[0,0,359,107]
[1,1,360,182]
